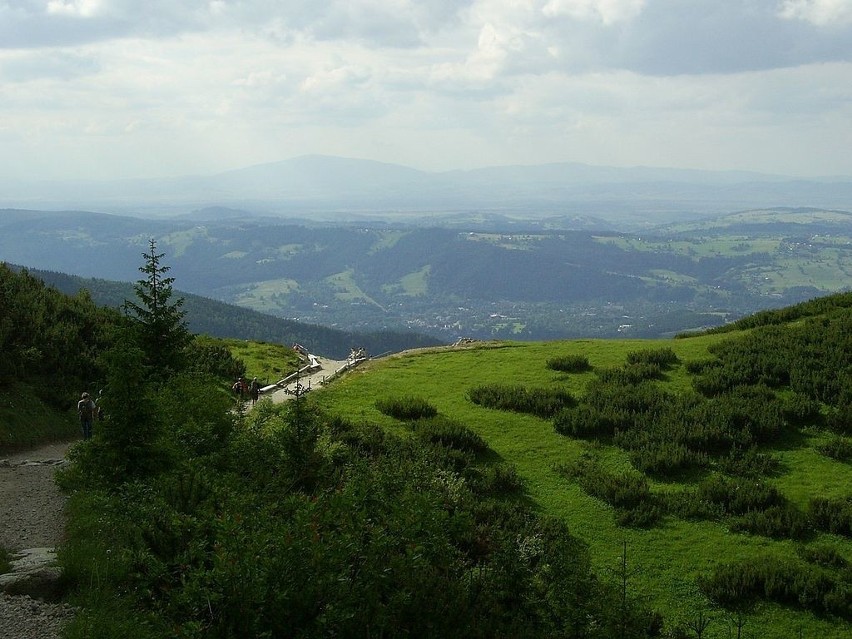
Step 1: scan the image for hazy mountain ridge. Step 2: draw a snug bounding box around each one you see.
[3,155,852,223]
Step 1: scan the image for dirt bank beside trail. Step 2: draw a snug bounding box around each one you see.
[0,441,76,639]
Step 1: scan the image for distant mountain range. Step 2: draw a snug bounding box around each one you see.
[3,155,852,228]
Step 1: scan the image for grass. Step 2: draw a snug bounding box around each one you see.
[314,337,852,639]
[325,269,385,308]
[220,338,301,386]
[233,277,301,313]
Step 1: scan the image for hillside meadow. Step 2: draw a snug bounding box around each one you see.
[312,336,852,639]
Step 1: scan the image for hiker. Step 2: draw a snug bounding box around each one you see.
[250,377,260,406]
[232,378,244,398]
[95,389,105,421]
[77,392,96,440]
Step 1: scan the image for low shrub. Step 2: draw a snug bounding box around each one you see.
[684,358,721,375]
[730,504,811,540]
[553,405,620,438]
[626,347,679,369]
[781,392,822,425]
[557,456,662,528]
[796,544,849,569]
[698,557,851,620]
[476,463,524,497]
[375,396,438,421]
[328,417,390,458]
[412,416,489,454]
[696,475,786,515]
[628,442,707,477]
[717,446,780,478]
[817,436,852,462]
[468,384,574,418]
[809,496,852,537]
[185,339,246,381]
[597,364,663,384]
[546,354,591,373]
[825,402,852,436]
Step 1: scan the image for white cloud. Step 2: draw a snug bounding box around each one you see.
[46,0,105,17]
[779,0,852,26]
[542,0,645,25]
[1,1,852,181]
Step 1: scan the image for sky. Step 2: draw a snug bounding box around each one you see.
[1,0,852,181]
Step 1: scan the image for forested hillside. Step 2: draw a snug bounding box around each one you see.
[0,263,119,448]
[11,265,444,359]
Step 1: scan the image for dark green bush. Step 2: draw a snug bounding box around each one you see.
[553,404,619,438]
[476,463,524,497]
[468,384,574,418]
[781,392,822,425]
[717,446,780,478]
[546,354,591,373]
[557,456,663,528]
[817,436,852,462]
[825,402,852,436]
[796,544,849,569]
[809,496,852,537]
[375,395,438,421]
[698,557,851,620]
[328,417,390,458]
[597,364,663,384]
[696,475,785,515]
[730,504,811,540]
[684,358,721,374]
[626,347,679,369]
[413,415,489,454]
[628,442,707,477]
[185,339,246,381]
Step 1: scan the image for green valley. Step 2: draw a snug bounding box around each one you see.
[2,207,851,342]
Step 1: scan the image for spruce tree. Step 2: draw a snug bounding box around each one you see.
[123,239,192,378]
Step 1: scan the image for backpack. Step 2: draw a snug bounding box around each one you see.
[79,399,94,420]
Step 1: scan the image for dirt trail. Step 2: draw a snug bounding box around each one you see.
[0,441,76,639]
[0,442,71,552]
[265,357,350,404]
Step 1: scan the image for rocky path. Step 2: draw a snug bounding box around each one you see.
[0,442,76,639]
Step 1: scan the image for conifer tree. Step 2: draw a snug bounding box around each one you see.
[123,239,192,378]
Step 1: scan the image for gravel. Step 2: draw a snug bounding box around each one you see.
[0,594,76,639]
[0,442,76,639]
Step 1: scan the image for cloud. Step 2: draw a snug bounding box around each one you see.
[535,0,852,75]
[779,0,852,26]
[1,0,852,180]
[542,0,646,25]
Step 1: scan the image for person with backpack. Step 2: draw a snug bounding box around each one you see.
[249,377,260,406]
[77,391,96,440]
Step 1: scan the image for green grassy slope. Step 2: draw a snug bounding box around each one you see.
[313,337,852,639]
